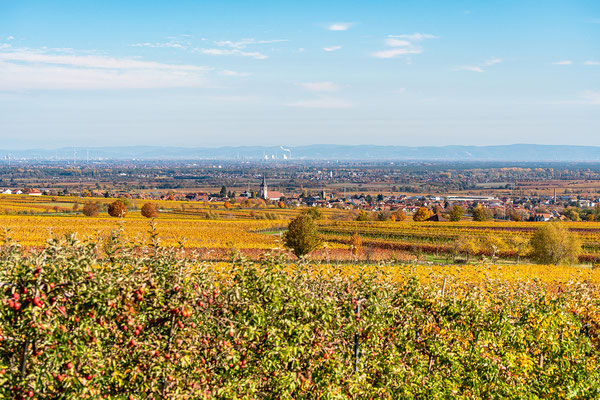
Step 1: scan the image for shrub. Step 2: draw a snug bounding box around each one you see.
[413,207,433,222]
[303,207,324,220]
[82,202,100,217]
[356,210,370,221]
[141,202,159,218]
[108,200,127,218]
[529,223,581,265]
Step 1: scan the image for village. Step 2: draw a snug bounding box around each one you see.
[2,172,599,222]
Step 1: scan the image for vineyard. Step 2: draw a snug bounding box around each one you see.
[2,232,600,398]
[4,194,600,265]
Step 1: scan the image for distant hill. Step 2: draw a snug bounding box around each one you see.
[2,144,600,161]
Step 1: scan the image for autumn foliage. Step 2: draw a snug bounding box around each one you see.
[413,207,433,222]
[283,214,322,258]
[2,232,600,398]
[82,202,100,217]
[141,202,159,218]
[108,200,127,218]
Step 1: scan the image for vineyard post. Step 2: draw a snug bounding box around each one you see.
[353,301,361,374]
[441,277,447,298]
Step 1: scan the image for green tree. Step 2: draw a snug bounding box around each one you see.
[283,215,322,258]
[220,185,227,198]
[303,207,324,220]
[472,205,491,222]
[563,207,581,221]
[529,223,581,265]
[448,205,464,222]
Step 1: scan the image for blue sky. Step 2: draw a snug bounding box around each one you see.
[0,0,599,149]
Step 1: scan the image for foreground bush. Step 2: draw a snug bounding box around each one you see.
[1,230,600,398]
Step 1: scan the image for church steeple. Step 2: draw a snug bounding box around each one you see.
[260,174,268,199]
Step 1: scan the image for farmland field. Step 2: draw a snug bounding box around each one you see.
[2,194,600,398]
[3,194,600,265]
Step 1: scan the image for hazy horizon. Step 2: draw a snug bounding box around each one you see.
[1,1,599,149]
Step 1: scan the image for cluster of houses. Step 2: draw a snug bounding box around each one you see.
[1,188,42,196]
[3,177,599,222]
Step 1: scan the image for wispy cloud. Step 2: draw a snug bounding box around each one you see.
[326,23,355,31]
[384,38,411,47]
[372,33,435,59]
[286,97,353,109]
[388,33,438,41]
[553,60,572,65]
[198,48,268,59]
[455,58,502,72]
[372,48,422,59]
[197,38,287,59]
[584,61,600,66]
[323,45,342,52]
[6,36,14,41]
[214,38,288,49]
[132,42,188,50]
[579,90,600,105]
[0,48,211,90]
[298,82,341,92]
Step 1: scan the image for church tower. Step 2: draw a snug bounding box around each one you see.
[260,175,268,199]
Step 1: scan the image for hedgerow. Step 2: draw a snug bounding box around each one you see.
[1,227,600,399]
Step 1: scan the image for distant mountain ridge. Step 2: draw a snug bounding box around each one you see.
[2,144,600,161]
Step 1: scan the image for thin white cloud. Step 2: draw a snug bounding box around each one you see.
[483,58,501,66]
[6,36,14,41]
[457,66,484,73]
[455,58,502,72]
[372,33,434,59]
[299,82,341,92]
[323,45,342,52]
[132,42,188,50]
[286,97,353,109]
[326,23,354,31]
[214,38,287,49]
[0,50,206,71]
[584,61,600,66]
[198,48,268,59]
[385,38,411,47]
[372,48,422,59]
[553,60,572,65]
[388,33,438,41]
[580,90,600,105]
[0,48,211,90]
[197,38,286,59]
